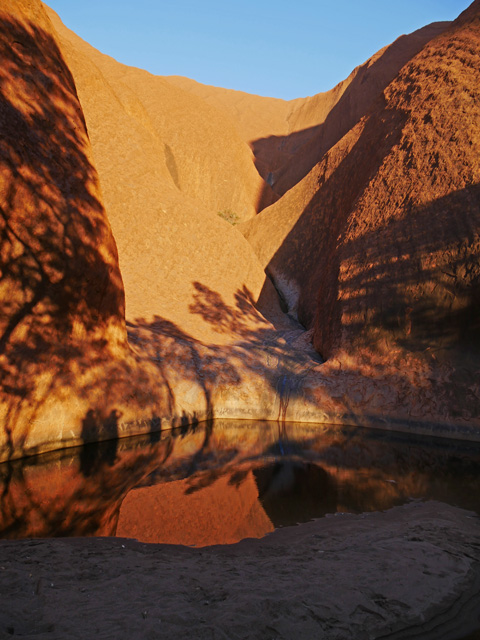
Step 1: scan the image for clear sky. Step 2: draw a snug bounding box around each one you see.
[45,0,471,100]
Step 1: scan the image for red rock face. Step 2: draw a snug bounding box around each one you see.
[0,0,135,457]
[312,4,480,365]
[243,1,480,424]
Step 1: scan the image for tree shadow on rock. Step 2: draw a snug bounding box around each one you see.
[126,280,324,437]
[0,14,141,459]
[251,22,448,205]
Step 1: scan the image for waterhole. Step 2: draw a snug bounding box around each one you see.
[0,419,479,545]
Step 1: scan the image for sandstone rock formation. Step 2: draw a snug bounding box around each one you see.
[0,0,479,461]
[242,1,480,428]
[0,0,135,459]
[167,21,449,199]
[45,6,286,346]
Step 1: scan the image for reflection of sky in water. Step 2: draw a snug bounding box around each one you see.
[0,420,479,546]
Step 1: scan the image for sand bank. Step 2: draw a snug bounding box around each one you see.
[1,501,479,639]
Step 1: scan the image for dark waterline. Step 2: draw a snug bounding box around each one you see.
[1,419,479,546]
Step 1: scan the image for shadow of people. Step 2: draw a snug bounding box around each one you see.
[79,409,120,476]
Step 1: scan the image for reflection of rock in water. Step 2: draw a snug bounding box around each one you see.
[116,470,274,546]
[253,462,337,527]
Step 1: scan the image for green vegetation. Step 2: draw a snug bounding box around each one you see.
[217,209,240,226]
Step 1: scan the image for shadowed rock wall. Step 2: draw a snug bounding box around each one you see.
[242,1,480,429]
[0,0,135,458]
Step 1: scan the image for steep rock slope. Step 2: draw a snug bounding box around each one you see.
[0,0,148,459]
[168,22,449,199]
[270,22,450,196]
[47,11,271,223]
[46,8,283,347]
[242,1,480,426]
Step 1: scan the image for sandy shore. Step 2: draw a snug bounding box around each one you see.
[0,501,479,639]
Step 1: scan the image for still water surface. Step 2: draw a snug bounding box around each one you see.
[1,420,479,546]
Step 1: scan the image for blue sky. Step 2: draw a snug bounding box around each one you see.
[46,0,471,100]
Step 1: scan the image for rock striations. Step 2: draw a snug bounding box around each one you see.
[0,0,478,459]
[167,21,449,198]
[242,1,480,430]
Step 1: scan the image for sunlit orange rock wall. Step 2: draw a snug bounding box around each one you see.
[45,7,283,347]
[169,22,449,201]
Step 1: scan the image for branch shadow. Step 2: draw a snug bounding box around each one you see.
[126,281,323,434]
[1,418,479,541]
[339,185,480,357]
[0,15,140,458]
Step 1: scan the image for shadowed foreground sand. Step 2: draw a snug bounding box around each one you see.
[1,501,479,640]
